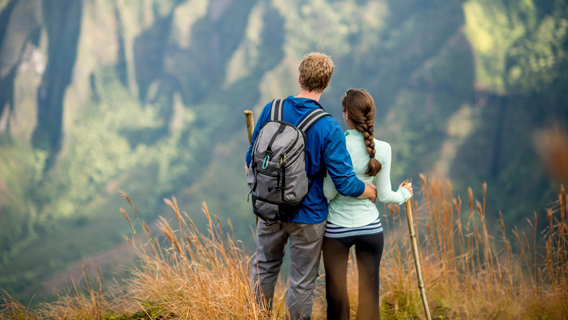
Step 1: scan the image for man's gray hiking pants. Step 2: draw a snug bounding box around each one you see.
[252,219,326,320]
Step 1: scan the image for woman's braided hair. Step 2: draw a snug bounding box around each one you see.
[342,89,382,176]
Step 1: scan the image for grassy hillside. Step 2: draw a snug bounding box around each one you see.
[2,181,567,319]
[0,0,567,304]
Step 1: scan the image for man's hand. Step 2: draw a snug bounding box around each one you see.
[358,183,377,203]
[244,165,249,175]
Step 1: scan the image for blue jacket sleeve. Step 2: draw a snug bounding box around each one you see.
[245,102,271,167]
[323,124,365,197]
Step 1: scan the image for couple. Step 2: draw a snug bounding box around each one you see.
[244,52,413,320]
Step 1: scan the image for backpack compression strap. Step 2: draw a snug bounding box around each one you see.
[297,108,330,132]
[270,99,285,121]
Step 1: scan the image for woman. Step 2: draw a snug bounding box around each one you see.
[323,89,413,320]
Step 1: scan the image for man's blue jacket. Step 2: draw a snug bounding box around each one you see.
[245,96,365,224]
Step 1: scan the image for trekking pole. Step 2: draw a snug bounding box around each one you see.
[402,180,432,320]
[244,110,258,226]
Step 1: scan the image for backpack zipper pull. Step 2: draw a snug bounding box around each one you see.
[247,190,252,202]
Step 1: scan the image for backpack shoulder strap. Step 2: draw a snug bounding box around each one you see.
[297,108,330,132]
[270,98,285,121]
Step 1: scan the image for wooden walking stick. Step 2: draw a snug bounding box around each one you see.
[244,110,258,226]
[245,110,255,145]
[402,180,432,320]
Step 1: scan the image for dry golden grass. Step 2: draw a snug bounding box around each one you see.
[2,180,567,319]
[0,290,41,320]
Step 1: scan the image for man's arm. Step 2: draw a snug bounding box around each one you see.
[323,123,375,200]
[359,183,377,202]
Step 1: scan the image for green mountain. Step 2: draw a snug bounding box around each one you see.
[0,0,567,304]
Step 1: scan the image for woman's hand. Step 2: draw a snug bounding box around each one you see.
[400,182,413,196]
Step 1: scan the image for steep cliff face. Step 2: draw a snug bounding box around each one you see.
[453,0,568,217]
[0,0,567,303]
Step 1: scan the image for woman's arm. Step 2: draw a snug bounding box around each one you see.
[323,171,338,200]
[373,143,411,205]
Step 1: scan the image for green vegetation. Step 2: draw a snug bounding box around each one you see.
[0,0,567,305]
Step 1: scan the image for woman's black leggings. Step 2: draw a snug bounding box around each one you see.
[323,232,384,320]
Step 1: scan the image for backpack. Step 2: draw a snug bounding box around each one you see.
[247,98,330,224]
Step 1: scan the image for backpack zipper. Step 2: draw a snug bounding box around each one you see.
[257,170,279,177]
[284,147,303,168]
[283,130,300,155]
[281,164,286,200]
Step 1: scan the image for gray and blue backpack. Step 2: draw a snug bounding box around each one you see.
[247,98,330,224]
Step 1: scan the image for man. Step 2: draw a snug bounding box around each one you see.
[245,52,377,319]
